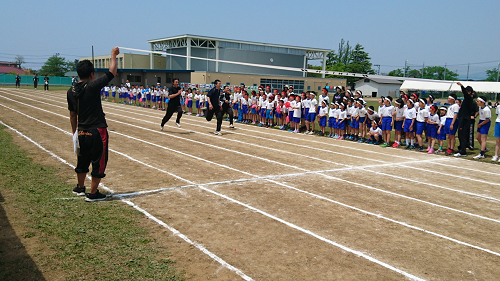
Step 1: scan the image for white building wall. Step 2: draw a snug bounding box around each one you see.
[355,81,402,98]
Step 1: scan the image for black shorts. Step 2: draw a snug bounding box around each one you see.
[75,128,108,178]
[15,81,20,86]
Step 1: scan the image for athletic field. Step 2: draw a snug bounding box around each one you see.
[1,88,499,280]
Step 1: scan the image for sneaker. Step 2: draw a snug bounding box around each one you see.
[214,131,222,136]
[492,156,499,162]
[454,152,467,157]
[229,124,234,129]
[160,125,164,131]
[428,148,435,154]
[85,190,107,202]
[485,148,490,152]
[72,185,85,196]
[404,145,410,150]
[380,142,389,148]
[416,146,424,152]
[409,145,415,150]
[357,139,364,143]
[445,148,453,156]
[176,122,181,128]
[426,147,431,152]
[337,136,344,140]
[435,149,443,154]
[473,154,485,159]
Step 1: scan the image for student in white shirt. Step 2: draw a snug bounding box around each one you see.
[436,107,448,153]
[392,98,406,147]
[426,105,440,154]
[327,101,336,137]
[367,119,383,144]
[403,99,417,149]
[317,99,328,136]
[474,96,492,159]
[336,102,347,140]
[306,92,318,135]
[292,95,302,133]
[444,94,459,155]
[380,96,395,147]
[492,104,500,162]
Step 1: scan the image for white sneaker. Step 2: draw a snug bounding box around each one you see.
[492,156,499,162]
[473,154,485,159]
[214,131,222,136]
[454,152,467,157]
[176,123,181,128]
[229,124,234,129]
[160,126,163,131]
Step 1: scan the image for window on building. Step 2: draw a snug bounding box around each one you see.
[260,78,305,93]
[127,75,141,83]
[157,77,161,84]
[119,58,123,69]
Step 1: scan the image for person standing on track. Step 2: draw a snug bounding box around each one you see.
[67,47,119,202]
[454,82,476,157]
[15,74,21,88]
[221,85,235,129]
[44,75,50,91]
[160,78,183,130]
[33,74,39,89]
[206,79,224,135]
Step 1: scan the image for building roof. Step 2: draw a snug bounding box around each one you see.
[94,68,194,73]
[0,66,24,75]
[356,77,403,85]
[147,34,331,53]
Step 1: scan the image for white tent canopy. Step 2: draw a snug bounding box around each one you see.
[401,80,500,93]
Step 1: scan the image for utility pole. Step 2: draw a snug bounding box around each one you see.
[422,62,424,78]
[92,46,94,66]
[374,64,380,75]
[497,62,499,82]
[467,63,470,80]
[444,63,447,80]
[404,60,408,77]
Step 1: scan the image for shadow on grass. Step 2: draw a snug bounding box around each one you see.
[0,190,46,281]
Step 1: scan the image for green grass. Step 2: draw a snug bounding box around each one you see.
[0,125,184,281]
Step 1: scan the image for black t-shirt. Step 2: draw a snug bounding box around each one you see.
[207,87,221,108]
[33,76,39,82]
[15,76,20,82]
[168,86,181,107]
[458,86,474,119]
[67,72,114,130]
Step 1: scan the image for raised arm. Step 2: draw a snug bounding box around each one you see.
[109,47,119,77]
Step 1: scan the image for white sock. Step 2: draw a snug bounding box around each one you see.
[411,139,415,145]
[406,138,409,144]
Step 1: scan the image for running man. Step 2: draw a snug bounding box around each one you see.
[67,47,119,202]
[160,78,183,130]
[221,85,234,128]
[206,79,224,135]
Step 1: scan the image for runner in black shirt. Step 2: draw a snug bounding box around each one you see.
[206,79,224,135]
[160,78,183,129]
[220,85,234,128]
[15,75,21,88]
[67,47,119,201]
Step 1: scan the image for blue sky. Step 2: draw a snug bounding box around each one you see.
[1,0,499,80]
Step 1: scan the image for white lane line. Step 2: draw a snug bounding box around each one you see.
[7,89,500,177]
[5,94,498,204]
[0,119,254,281]
[2,98,500,225]
[122,200,254,281]
[0,103,426,281]
[4,101,500,264]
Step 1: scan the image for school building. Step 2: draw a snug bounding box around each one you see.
[79,34,346,91]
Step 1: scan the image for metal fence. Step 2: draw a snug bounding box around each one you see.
[0,74,72,86]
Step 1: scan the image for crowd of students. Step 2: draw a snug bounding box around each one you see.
[101,83,500,162]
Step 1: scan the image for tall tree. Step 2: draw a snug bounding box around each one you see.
[485,68,499,81]
[388,66,458,80]
[14,55,25,69]
[39,54,73,76]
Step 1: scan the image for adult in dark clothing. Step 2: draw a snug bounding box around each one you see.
[160,78,183,130]
[469,101,479,150]
[33,74,39,89]
[206,79,223,135]
[15,75,21,88]
[455,82,476,157]
[44,75,49,90]
[221,85,234,128]
[67,47,119,202]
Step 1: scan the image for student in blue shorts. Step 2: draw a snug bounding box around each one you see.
[403,99,417,149]
[473,96,491,159]
[493,104,500,162]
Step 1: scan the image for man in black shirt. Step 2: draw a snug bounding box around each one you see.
[160,78,183,130]
[33,74,39,89]
[67,47,119,201]
[206,79,223,135]
[44,75,49,90]
[455,82,476,157]
[15,75,21,88]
